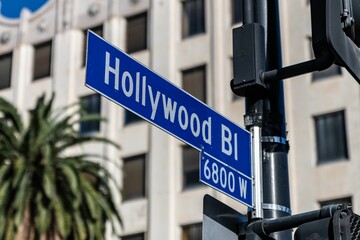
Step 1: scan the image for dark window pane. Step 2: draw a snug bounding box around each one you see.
[182,145,200,188]
[122,233,145,240]
[232,0,243,24]
[320,197,352,207]
[33,40,52,80]
[182,223,202,240]
[123,154,146,201]
[182,0,205,38]
[182,65,206,103]
[0,52,12,90]
[127,12,147,53]
[80,94,101,134]
[314,110,348,164]
[125,109,143,125]
[83,25,103,66]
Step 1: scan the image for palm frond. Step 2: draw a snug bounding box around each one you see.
[0,93,122,239]
[0,97,24,132]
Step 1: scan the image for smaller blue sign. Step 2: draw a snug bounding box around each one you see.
[200,150,253,208]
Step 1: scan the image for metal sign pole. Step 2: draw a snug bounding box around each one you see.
[251,126,263,219]
[243,0,292,239]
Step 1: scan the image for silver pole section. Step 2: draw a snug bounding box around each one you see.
[251,126,263,219]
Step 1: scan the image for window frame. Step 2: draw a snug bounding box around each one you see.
[182,145,201,189]
[314,110,349,165]
[122,154,147,201]
[124,109,143,126]
[79,94,101,135]
[33,40,53,81]
[182,65,207,103]
[182,0,206,39]
[0,51,13,90]
[181,222,202,240]
[126,11,148,54]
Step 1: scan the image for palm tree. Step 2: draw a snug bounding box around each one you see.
[0,94,121,240]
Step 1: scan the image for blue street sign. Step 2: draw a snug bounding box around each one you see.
[200,150,252,207]
[85,31,252,202]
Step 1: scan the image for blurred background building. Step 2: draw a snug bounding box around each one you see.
[0,0,359,239]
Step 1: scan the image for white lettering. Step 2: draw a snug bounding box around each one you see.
[135,72,140,102]
[239,177,247,199]
[162,94,177,123]
[121,71,133,97]
[190,113,200,137]
[221,124,232,156]
[142,76,147,106]
[202,117,212,145]
[104,52,120,90]
[178,106,189,130]
[102,56,215,147]
[234,133,238,160]
[148,86,161,120]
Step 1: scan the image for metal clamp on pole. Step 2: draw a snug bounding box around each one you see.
[261,136,287,145]
[262,203,292,215]
[251,126,263,219]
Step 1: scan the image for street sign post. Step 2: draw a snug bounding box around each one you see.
[85,31,252,206]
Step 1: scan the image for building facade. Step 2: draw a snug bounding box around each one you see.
[0,0,359,239]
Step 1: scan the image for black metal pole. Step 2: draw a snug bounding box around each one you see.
[247,204,344,238]
[244,0,292,239]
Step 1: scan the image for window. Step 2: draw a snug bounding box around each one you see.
[33,40,52,80]
[309,37,342,81]
[0,52,12,90]
[83,25,103,66]
[182,145,200,188]
[126,12,148,53]
[182,0,205,38]
[182,65,206,103]
[124,109,143,125]
[320,197,352,208]
[80,94,101,134]
[182,223,202,240]
[314,110,348,164]
[123,154,146,201]
[231,0,242,24]
[122,233,145,240]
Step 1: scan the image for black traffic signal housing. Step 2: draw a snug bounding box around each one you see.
[231,0,360,97]
[231,23,266,97]
[295,205,360,240]
[311,0,360,85]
